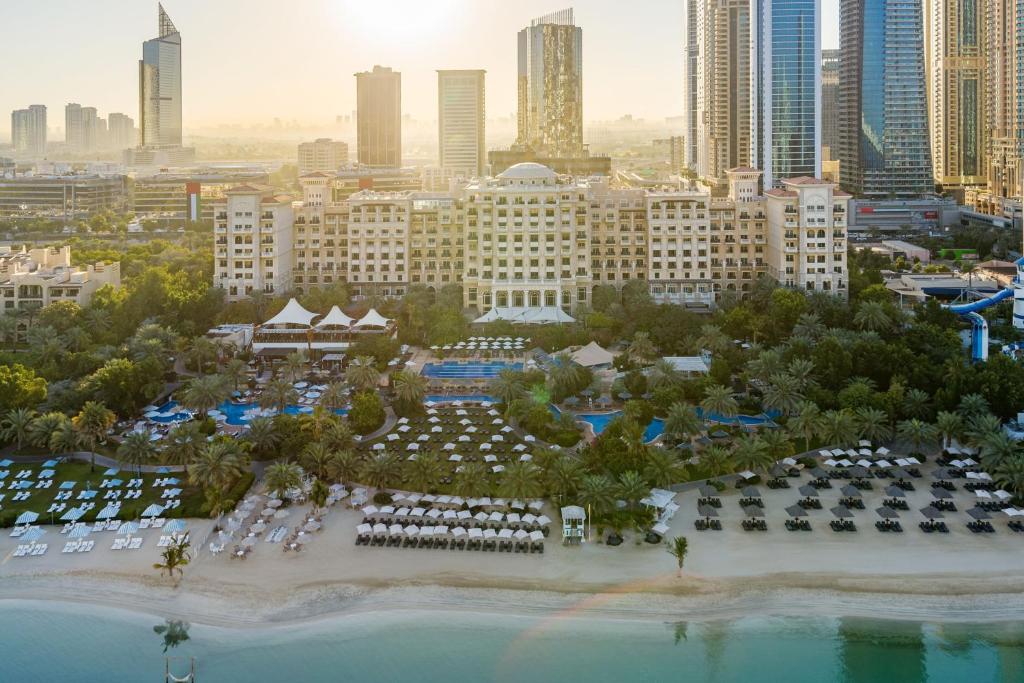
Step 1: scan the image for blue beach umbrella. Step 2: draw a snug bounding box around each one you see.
[15,511,38,525]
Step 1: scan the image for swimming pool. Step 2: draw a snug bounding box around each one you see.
[424,394,496,404]
[694,407,776,426]
[421,361,522,379]
[149,400,347,427]
[574,412,665,443]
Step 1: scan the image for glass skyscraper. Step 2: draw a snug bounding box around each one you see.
[838,0,933,196]
[751,0,821,188]
[139,3,182,149]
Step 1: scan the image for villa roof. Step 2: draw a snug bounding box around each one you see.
[261,298,318,327]
[662,355,710,374]
[765,189,797,198]
[561,505,586,521]
[352,308,391,329]
[315,305,355,329]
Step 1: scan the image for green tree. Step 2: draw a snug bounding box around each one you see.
[309,478,330,511]
[853,301,891,332]
[349,391,386,435]
[643,448,684,487]
[118,430,158,475]
[664,402,703,448]
[732,435,773,473]
[360,451,401,491]
[222,358,249,393]
[164,421,204,474]
[29,412,69,454]
[244,416,281,459]
[853,406,892,444]
[578,474,616,516]
[818,409,857,447]
[762,374,804,416]
[391,369,428,415]
[181,375,230,418]
[616,470,648,509]
[700,384,738,419]
[701,445,733,480]
[500,460,543,500]
[667,536,689,576]
[153,536,192,584]
[264,461,303,498]
[0,407,36,450]
[189,440,247,492]
[259,378,299,413]
[628,331,657,362]
[934,411,964,451]
[72,401,116,471]
[300,442,335,480]
[281,352,308,383]
[405,450,443,492]
[0,363,47,413]
[490,369,526,414]
[896,418,937,454]
[346,356,380,394]
[453,461,490,498]
[787,401,824,452]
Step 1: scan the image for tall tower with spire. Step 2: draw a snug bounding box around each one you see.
[139,3,182,148]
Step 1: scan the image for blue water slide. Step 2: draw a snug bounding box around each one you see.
[947,287,1014,315]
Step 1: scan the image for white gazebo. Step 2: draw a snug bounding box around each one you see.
[560,505,587,545]
[352,308,392,329]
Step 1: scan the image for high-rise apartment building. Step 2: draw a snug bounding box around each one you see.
[683,0,753,186]
[437,70,486,177]
[982,0,1024,209]
[213,185,294,300]
[751,0,821,188]
[139,4,182,149]
[355,66,402,168]
[81,107,99,152]
[297,138,348,175]
[65,103,84,150]
[682,0,702,170]
[838,0,933,196]
[107,113,136,150]
[516,9,583,158]
[925,0,986,191]
[10,105,47,157]
[821,49,840,155]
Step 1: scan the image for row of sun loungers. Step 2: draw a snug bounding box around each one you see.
[13,544,47,556]
[356,534,544,553]
[111,537,144,550]
[61,541,94,553]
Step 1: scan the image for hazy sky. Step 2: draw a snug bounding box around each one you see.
[1,0,841,135]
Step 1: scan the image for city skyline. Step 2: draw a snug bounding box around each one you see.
[0,0,843,136]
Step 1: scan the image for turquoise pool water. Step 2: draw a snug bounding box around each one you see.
[422,361,522,379]
[0,601,1020,682]
[576,412,665,443]
[425,394,497,404]
[151,400,347,426]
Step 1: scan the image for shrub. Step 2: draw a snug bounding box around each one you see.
[373,491,391,505]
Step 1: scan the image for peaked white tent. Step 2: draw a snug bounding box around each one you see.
[315,305,354,329]
[473,306,576,325]
[352,308,392,329]
[262,298,318,328]
[564,341,615,368]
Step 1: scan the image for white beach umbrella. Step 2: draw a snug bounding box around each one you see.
[529,530,544,541]
[404,525,420,536]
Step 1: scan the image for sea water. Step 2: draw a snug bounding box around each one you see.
[0,600,1021,682]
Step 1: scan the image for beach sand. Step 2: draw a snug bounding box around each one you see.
[3,478,1024,628]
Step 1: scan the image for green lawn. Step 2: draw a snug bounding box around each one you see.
[0,460,205,527]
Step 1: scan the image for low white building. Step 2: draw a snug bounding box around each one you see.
[0,245,120,315]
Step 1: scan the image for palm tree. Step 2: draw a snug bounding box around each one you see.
[49,420,81,455]
[346,356,380,394]
[628,331,657,362]
[281,351,308,383]
[309,478,329,511]
[902,388,932,420]
[788,401,824,452]
[222,358,249,393]
[967,413,1002,448]
[666,536,689,576]
[747,349,785,383]
[180,375,230,419]
[500,460,543,500]
[578,474,616,516]
[896,418,936,454]
[300,442,335,480]
[978,432,1020,471]
[787,358,818,392]
[259,378,298,413]
[762,374,804,416]
[118,430,157,475]
[958,393,989,419]
[153,536,192,584]
[995,458,1024,497]
[392,369,428,410]
[548,353,586,398]
[544,456,583,501]
[934,411,964,452]
[490,369,526,413]
[731,436,772,473]
[244,416,281,459]
[792,313,825,341]
[616,470,648,509]
[648,358,682,390]
[164,421,204,474]
[189,441,247,492]
[759,429,795,462]
[1,407,36,451]
[320,382,347,411]
[323,419,353,452]
[0,313,18,351]
[853,301,891,332]
[299,406,335,441]
[72,401,116,471]
[186,336,219,374]
[453,461,490,498]
[701,384,738,420]
[264,461,303,498]
[406,450,443,492]
[819,409,857,447]
[29,412,69,453]
[696,324,730,356]
[664,402,704,448]
[643,448,683,488]
[700,445,733,480]
[325,449,361,483]
[853,406,892,444]
[359,451,401,491]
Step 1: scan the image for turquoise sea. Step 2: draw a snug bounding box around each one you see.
[1,601,1022,682]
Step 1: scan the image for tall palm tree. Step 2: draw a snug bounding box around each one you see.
[664,402,704,449]
[392,369,428,410]
[29,412,69,453]
[701,384,738,420]
[967,413,1002,448]
[896,418,936,454]
[244,416,281,459]
[760,429,795,462]
[186,336,219,375]
[578,474,617,517]
[958,393,990,420]
[544,456,583,501]
[320,382,347,411]
[325,449,360,483]
[747,349,785,383]
[453,461,490,498]
[648,358,683,390]
[853,301,891,332]
[406,450,443,492]
[500,460,543,500]
[346,356,380,394]
[309,478,330,511]
[181,375,230,419]
[667,536,689,576]
[934,411,964,451]
[978,432,1020,472]
[118,430,158,475]
[786,358,818,392]
[163,421,203,475]
[792,313,825,341]
[902,388,932,420]
[1,407,36,451]
[189,440,247,492]
[853,406,892,444]
[995,458,1024,497]
[700,445,733,480]
[490,369,526,413]
[0,313,18,351]
[628,331,657,362]
[696,324,731,356]
[281,352,308,383]
[643,448,684,488]
[264,461,303,498]
[72,401,116,471]
[762,374,804,416]
[300,442,335,480]
[788,401,824,452]
[153,537,192,584]
[731,435,773,473]
[323,419,353,452]
[222,358,249,393]
[49,420,81,455]
[818,409,857,447]
[259,378,298,413]
[299,406,335,441]
[359,451,401,491]
[616,470,648,509]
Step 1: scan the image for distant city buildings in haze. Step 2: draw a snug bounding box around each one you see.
[10,105,47,158]
[437,69,486,178]
[838,0,933,196]
[355,65,402,168]
[516,9,583,158]
[297,138,349,175]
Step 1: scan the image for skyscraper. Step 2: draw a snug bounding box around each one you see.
[437,69,486,177]
[10,105,47,157]
[984,0,1024,206]
[682,0,701,170]
[821,49,840,155]
[925,0,986,190]
[355,65,402,168]
[65,103,84,150]
[81,106,99,152]
[107,113,136,150]
[139,3,182,148]
[838,0,933,196]
[682,0,753,185]
[516,9,583,158]
[751,0,821,188]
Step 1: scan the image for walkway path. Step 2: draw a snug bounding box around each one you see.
[354,407,398,443]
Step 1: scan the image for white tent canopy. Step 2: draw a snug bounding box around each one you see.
[563,341,615,367]
[262,298,318,328]
[473,306,576,325]
[315,305,354,329]
[353,308,392,329]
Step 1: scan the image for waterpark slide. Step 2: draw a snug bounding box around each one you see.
[944,258,1024,361]
[946,287,1014,315]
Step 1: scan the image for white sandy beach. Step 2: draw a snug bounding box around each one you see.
[3,476,1024,628]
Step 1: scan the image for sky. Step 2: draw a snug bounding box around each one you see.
[1,0,841,135]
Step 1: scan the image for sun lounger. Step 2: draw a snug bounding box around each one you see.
[77,541,94,552]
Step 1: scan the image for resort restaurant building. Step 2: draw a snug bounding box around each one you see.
[252,298,395,363]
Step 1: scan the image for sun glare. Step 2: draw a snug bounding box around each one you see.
[335,0,459,49]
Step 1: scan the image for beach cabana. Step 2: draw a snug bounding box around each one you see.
[315,305,355,330]
[561,505,586,545]
[352,309,392,329]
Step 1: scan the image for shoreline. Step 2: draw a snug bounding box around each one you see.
[5,569,1024,630]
